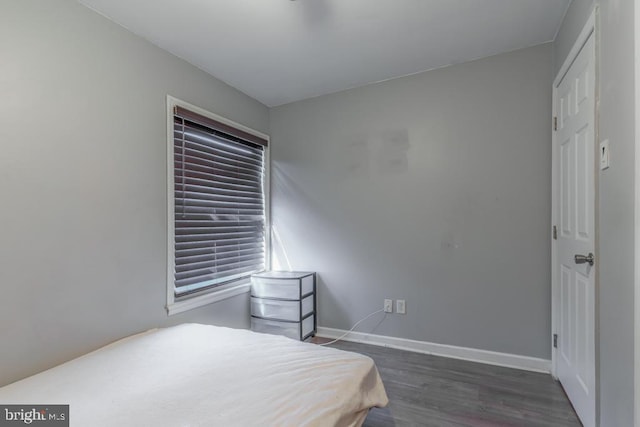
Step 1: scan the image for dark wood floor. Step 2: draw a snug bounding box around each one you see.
[328,340,581,427]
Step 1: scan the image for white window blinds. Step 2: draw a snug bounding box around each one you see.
[172,106,267,297]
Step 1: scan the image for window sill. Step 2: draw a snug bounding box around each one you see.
[166,283,250,316]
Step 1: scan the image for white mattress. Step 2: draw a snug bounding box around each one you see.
[0,323,388,426]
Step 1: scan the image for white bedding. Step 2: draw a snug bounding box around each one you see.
[0,323,388,426]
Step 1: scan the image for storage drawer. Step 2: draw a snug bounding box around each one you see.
[251,315,315,341]
[251,274,314,300]
[251,295,314,321]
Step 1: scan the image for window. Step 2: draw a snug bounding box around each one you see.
[167,97,269,315]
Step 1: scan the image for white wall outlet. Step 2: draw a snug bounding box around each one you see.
[600,139,610,170]
[383,299,393,313]
[396,299,406,314]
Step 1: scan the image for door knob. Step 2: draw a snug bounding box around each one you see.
[574,253,594,266]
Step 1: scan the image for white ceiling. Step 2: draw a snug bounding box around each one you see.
[78,0,570,107]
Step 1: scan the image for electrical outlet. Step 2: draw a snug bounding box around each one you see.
[396,299,406,314]
[384,299,393,313]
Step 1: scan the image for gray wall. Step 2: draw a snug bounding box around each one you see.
[270,44,553,359]
[595,1,636,425]
[0,0,268,386]
[554,1,636,426]
[553,0,595,75]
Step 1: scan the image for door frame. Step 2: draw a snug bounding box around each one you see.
[550,3,598,404]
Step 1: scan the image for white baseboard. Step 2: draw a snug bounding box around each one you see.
[317,327,551,374]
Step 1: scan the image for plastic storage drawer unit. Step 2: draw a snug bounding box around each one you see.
[250,271,316,341]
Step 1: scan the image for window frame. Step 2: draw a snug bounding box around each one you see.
[166,95,270,316]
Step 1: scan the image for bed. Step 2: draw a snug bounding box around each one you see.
[0,323,388,426]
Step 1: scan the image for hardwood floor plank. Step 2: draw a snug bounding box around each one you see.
[328,340,581,426]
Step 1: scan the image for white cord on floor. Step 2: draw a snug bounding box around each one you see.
[318,309,386,346]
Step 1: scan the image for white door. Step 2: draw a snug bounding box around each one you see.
[554,31,596,427]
